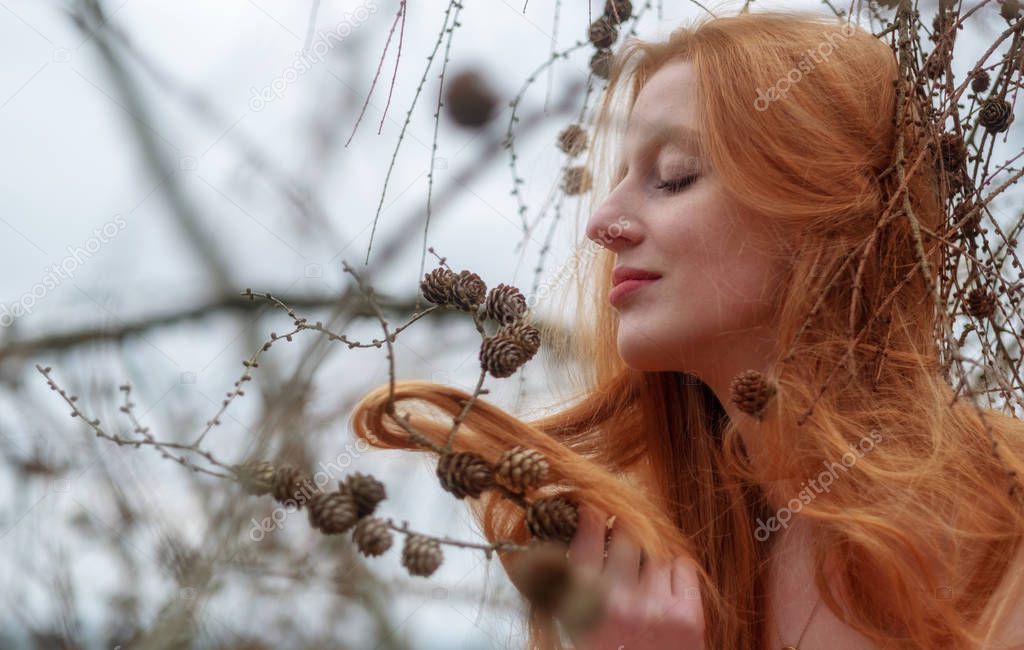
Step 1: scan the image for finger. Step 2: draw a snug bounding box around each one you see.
[604,518,642,586]
[671,555,702,600]
[638,550,673,597]
[567,504,606,576]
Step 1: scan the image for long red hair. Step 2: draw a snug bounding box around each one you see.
[352,10,1024,649]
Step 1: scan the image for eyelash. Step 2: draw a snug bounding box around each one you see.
[655,175,698,194]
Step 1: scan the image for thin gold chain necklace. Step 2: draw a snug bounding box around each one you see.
[776,593,823,650]
[769,516,824,650]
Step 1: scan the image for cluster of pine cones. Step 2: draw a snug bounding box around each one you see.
[234,461,443,577]
[420,267,541,378]
[234,446,581,578]
[557,123,592,196]
[587,0,631,80]
[436,446,578,544]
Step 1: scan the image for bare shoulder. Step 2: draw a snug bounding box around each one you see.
[979,540,1024,648]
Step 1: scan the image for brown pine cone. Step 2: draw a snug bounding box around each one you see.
[590,49,613,79]
[953,200,981,238]
[500,321,541,360]
[344,472,387,518]
[421,267,456,306]
[931,11,949,39]
[938,132,967,172]
[729,369,776,420]
[557,124,588,158]
[979,98,1013,134]
[588,16,618,49]
[495,446,550,492]
[308,488,359,534]
[272,465,319,508]
[445,69,498,129]
[924,52,947,80]
[451,270,487,311]
[526,494,579,544]
[484,283,528,325]
[235,460,275,496]
[513,543,573,611]
[437,451,496,499]
[966,287,997,319]
[603,0,633,22]
[562,166,593,195]
[971,69,991,94]
[352,516,394,557]
[1001,0,1021,21]
[402,534,443,577]
[479,332,530,378]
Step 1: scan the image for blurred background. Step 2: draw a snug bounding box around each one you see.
[0,0,1017,648]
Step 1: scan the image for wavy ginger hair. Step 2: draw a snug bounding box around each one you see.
[351,10,1024,649]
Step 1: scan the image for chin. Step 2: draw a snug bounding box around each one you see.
[615,331,676,372]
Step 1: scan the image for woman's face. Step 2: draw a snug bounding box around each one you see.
[585,59,789,377]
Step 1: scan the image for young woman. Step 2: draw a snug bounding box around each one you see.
[352,10,1024,649]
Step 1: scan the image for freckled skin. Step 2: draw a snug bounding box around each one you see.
[584,61,881,650]
[586,60,789,466]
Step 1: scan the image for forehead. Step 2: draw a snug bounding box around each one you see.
[623,59,700,150]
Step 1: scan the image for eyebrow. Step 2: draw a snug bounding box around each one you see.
[616,123,702,180]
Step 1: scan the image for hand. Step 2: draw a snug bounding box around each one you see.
[566,504,706,650]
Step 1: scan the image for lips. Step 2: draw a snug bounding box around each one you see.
[609,266,661,307]
[612,266,662,287]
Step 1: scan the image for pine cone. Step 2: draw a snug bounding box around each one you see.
[954,200,981,238]
[451,270,487,311]
[421,267,456,306]
[557,124,588,158]
[729,369,776,420]
[344,472,387,518]
[235,460,275,496]
[1001,0,1021,21]
[562,166,593,195]
[480,332,530,378]
[272,465,319,508]
[500,321,541,360]
[924,52,947,80]
[588,16,618,49]
[603,0,633,22]
[437,451,496,499]
[526,494,579,544]
[979,98,1013,134]
[484,283,527,325]
[495,446,550,492]
[308,488,359,534]
[938,132,967,172]
[445,70,498,129]
[966,287,997,319]
[971,69,991,94]
[513,542,574,612]
[590,49,613,79]
[402,534,443,577]
[352,517,394,557]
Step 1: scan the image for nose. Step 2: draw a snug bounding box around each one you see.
[586,194,638,253]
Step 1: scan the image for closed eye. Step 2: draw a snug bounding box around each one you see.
[655,175,699,194]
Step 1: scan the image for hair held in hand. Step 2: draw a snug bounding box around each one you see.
[353,10,1024,650]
